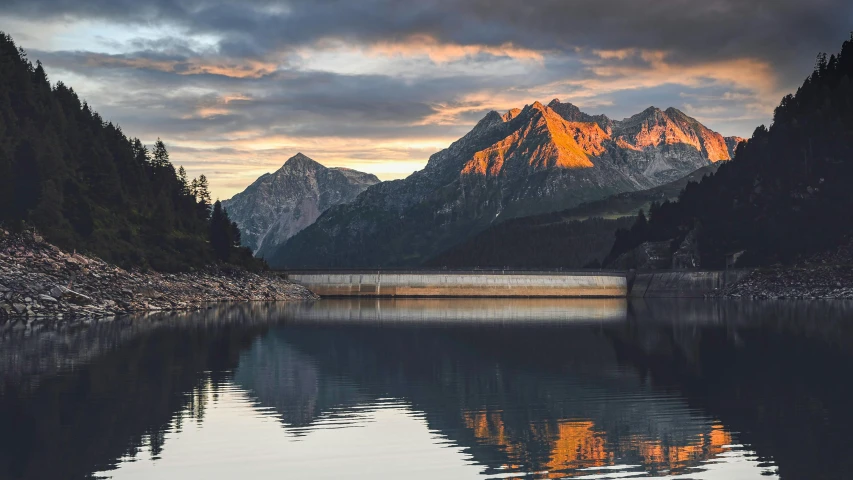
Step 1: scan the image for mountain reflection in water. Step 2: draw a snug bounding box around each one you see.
[1,298,852,479]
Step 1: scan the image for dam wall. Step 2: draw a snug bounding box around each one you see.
[628,270,752,298]
[281,271,627,298]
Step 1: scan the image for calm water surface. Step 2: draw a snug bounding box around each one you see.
[1,298,852,479]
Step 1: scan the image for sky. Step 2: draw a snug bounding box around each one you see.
[2,0,851,200]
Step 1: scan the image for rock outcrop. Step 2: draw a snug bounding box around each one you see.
[608,241,673,270]
[222,153,379,258]
[725,136,748,158]
[0,230,317,321]
[723,240,853,299]
[274,100,740,268]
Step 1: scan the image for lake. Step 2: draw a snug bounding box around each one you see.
[1,298,852,479]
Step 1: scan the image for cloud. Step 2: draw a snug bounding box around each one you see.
[2,0,850,198]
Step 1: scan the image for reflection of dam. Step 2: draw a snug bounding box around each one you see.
[279,297,628,324]
[281,271,627,297]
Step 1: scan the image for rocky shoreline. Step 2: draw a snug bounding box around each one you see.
[0,230,317,321]
[723,265,853,299]
[722,241,853,299]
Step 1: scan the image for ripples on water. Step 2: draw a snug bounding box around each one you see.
[2,298,852,479]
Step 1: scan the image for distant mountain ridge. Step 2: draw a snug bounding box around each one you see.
[222,153,379,258]
[271,100,744,268]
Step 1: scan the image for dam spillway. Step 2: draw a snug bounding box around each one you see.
[280,271,627,298]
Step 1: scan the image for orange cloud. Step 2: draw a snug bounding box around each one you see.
[355,35,546,63]
[571,48,779,113]
[82,54,278,78]
[186,93,253,119]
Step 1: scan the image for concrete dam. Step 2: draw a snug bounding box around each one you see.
[281,271,627,298]
[280,269,751,298]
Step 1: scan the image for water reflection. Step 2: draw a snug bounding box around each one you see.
[1,298,851,479]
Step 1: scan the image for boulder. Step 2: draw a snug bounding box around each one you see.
[61,289,93,305]
[39,294,58,304]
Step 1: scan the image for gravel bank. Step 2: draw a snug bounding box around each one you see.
[0,230,317,321]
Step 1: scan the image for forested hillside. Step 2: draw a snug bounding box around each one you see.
[0,33,256,271]
[607,34,853,269]
[427,216,635,269]
[427,165,719,269]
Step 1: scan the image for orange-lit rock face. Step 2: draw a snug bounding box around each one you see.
[462,409,735,478]
[613,107,733,162]
[460,101,737,179]
[502,108,522,122]
[461,103,604,177]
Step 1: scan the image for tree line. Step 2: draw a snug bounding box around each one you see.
[606,33,853,268]
[0,32,259,271]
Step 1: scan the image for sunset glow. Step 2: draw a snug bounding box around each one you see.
[2,0,848,199]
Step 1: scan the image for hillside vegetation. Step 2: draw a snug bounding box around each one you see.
[607,34,853,268]
[0,33,256,271]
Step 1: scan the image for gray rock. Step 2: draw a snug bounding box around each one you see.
[39,294,57,303]
[61,289,93,305]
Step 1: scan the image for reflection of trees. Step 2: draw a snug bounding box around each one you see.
[611,299,853,480]
[0,304,285,480]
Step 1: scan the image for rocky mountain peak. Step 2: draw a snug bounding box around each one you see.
[461,101,602,177]
[664,107,690,119]
[502,108,522,122]
[471,110,504,132]
[547,98,582,117]
[280,152,323,171]
[222,155,380,256]
[548,99,612,133]
[613,107,732,162]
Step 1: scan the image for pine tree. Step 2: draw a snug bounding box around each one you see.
[195,174,211,206]
[11,139,41,226]
[230,219,242,248]
[209,200,231,261]
[190,177,199,199]
[178,166,189,195]
[0,149,12,223]
[152,138,170,169]
[132,138,150,166]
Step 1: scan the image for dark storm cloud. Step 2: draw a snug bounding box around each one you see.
[30,47,499,139]
[5,0,852,80]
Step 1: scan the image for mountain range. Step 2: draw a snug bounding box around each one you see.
[222,154,379,257]
[267,100,743,268]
